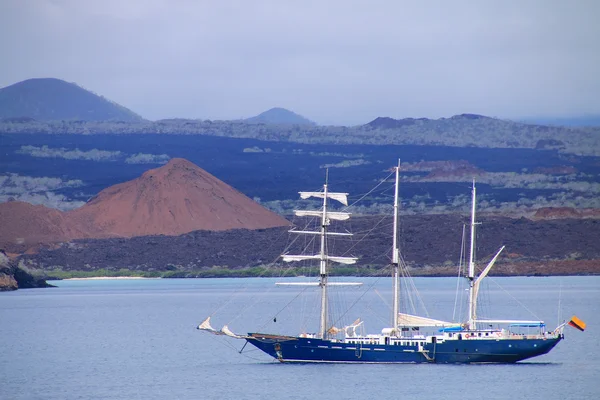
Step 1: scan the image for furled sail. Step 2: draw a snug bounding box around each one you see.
[197,317,225,335]
[299,191,349,206]
[282,254,358,264]
[221,325,246,339]
[294,210,351,220]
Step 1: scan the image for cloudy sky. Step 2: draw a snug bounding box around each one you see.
[1,0,598,124]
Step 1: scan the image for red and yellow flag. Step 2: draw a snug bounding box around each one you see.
[568,316,586,332]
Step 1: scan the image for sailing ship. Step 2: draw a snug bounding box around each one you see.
[199,164,585,363]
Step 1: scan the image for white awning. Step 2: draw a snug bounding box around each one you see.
[475,319,545,325]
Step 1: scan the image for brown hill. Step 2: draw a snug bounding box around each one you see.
[0,201,91,250]
[67,158,289,237]
[0,159,289,252]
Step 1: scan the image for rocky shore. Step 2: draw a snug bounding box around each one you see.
[0,251,53,291]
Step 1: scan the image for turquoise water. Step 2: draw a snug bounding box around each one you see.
[1,277,598,399]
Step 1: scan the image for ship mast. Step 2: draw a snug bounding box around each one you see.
[467,180,477,330]
[392,160,400,334]
[319,171,330,339]
[280,172,358,339]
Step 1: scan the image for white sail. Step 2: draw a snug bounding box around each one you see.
[282,254,357,264]
[398,313,460,327]
[474,246,506,288]
[299,191,349,206]
[294,210,351,220]
[472,246,505,321]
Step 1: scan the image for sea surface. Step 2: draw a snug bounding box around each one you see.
[1,276,598,400]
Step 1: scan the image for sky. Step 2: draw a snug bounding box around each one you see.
[1,0,599,125]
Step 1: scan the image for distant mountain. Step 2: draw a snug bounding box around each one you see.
[0,78,143,122]
[244,107,315,125]
[366,116,430,129]
[365,114,493,129]
[521,115,600,127]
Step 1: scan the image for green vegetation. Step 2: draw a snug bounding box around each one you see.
[41,265,399,279]
[44,268,162,280]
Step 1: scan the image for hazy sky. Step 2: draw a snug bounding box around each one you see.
[1,0,599,125]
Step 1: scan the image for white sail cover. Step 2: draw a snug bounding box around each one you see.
[282,255,358,264]
[299,191,349,206]
[294,210,351,220]
[221,325,246,339]
[398,313,460,327]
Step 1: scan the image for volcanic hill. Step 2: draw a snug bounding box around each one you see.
[244,107,316,125]
[0,159,289,252]
[68,158,290,237]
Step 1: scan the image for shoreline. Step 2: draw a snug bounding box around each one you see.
[55,273,600,280]
[63,276,162,281]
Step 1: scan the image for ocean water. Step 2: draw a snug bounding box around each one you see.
[1,276,598,400]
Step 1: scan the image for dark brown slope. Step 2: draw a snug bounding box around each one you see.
[68,158,289,237]
[20,215,600,276]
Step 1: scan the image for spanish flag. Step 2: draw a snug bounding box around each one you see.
[568,316,586,332]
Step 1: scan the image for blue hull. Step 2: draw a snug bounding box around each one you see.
[246,333,561,364]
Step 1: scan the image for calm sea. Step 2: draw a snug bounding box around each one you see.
[1,276,598,400]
